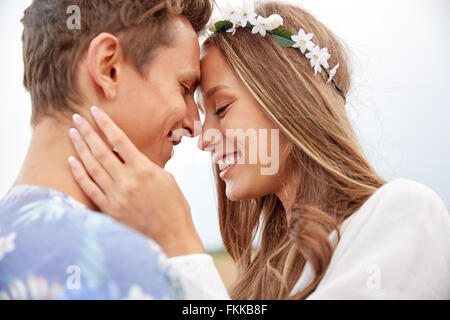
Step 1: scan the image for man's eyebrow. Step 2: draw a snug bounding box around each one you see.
[193,74,201,88]
[181,70,200,88]
[205,85,230,99]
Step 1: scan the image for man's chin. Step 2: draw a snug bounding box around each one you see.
[142,154,167,169]
[159,161,167,169]
[157,156,171,169]
[152,158,166,169]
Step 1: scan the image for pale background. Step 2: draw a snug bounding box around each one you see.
[1,0,449,251]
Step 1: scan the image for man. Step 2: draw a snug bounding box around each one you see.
[0,0,212,299]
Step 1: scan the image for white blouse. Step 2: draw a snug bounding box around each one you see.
[167,178,450,299]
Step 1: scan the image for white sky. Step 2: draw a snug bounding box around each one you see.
[1,0,449,251]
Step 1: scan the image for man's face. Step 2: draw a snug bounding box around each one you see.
[108,16,200,168]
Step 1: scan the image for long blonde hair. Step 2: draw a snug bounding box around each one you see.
[204,1,386,299]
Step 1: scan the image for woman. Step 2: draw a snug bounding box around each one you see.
[67,1,450,299]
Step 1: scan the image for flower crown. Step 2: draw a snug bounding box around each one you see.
[208,4,345,98]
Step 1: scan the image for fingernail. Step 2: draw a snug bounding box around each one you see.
[73,114,83,127]
[91,106,100,118]
[69,128,79,141]
[68,156,78,170]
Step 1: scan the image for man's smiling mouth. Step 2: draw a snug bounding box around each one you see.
[168,131,182,146]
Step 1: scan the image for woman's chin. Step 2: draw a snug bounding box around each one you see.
[225,183,243,201]
[225,182,255,201]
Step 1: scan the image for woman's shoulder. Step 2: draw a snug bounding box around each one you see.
[333,178,450,259]
[307,179,450,299]
[342,178,449,233]
[375,178,446,205]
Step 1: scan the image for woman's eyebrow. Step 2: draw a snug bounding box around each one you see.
[205,85,230,99]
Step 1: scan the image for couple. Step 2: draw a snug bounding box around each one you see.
[1,0,449,300]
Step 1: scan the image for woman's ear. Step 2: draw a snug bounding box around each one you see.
[86,32,122,100]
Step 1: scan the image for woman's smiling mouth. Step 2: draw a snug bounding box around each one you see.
[214,151,242,179]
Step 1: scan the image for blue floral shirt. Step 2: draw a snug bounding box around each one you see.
[0,185,184,300]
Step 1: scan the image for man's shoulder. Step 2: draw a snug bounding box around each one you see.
[0,185,165,257]
[0,185,183,300]
[1,185,144,238]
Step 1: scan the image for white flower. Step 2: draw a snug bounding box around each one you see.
[306,45,331,75]
[237,1,256,27]
[266,14,283,31]
[0,275,63,300]
[226,24,238,35]
[124,285,154,300]
[0,232,16,261]
[319,47,331,70]
[223,3,241,25]
[251,15,270,37]
[327,63,340,83]
[291,28,315,54]
[220,3,240,36]
[207,17,221,32]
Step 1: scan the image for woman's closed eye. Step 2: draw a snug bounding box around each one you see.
[213,103,231,118]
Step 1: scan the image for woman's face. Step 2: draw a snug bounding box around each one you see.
[198,45,289,201]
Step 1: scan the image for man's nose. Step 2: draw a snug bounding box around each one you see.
[181,98,201,138]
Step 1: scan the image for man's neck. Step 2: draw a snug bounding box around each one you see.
[14,115,100,212]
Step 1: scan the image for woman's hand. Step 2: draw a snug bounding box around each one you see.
[68,106,205,257]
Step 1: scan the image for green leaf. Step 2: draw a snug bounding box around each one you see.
[215,20,233,32]
[271,33,296,48]
[269,28,295,48]
[271,28,294,39]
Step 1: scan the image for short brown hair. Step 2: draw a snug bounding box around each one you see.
[21,0,212,126]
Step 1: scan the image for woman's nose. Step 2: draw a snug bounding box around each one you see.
[197,123,222,152]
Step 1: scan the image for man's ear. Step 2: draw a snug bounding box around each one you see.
[86,32,123,100]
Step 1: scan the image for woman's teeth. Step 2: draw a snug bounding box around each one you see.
[218,155,239,171]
